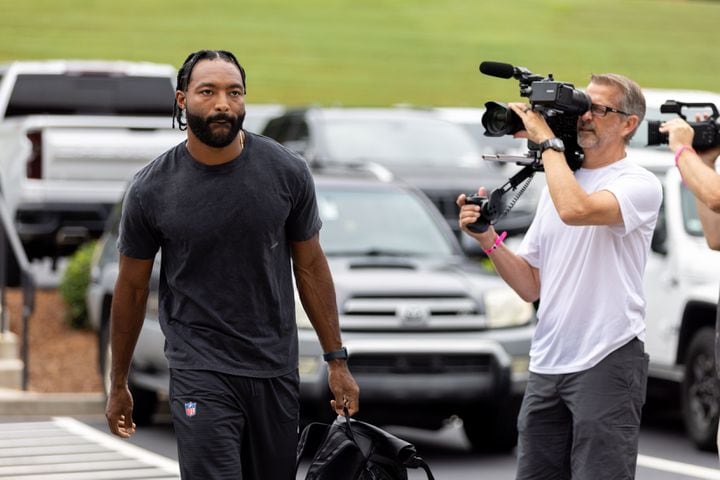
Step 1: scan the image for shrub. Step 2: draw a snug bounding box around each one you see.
[59,241,97,329]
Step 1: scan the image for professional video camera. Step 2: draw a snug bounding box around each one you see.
[465,61,592,233]
[647,100,720,149]
[479,61,590,171]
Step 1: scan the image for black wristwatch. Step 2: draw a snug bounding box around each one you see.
[539,137,565,153]
[322,346,348,361]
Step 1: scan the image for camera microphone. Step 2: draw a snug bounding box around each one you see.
[479,61,515,79]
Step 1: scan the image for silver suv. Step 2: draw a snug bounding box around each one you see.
[261,107,543,245]
[87,166,534,452]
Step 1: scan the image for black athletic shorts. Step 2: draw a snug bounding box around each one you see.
[169,368,300,480]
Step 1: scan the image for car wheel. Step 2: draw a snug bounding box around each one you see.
[462,397,521,453]
[682,327,720,451]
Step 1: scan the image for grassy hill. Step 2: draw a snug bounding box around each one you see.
[1,0,718,106]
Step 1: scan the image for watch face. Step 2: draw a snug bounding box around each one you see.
[544,138,564,152]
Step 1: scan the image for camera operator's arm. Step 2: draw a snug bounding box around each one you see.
[457,191,541,302]
[508,103,623,226]
[660,118,720,210]
[660,118,720,249]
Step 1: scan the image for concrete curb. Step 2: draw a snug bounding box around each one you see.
[0,389,105,416]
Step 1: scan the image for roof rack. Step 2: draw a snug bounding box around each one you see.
[310,160,394,183]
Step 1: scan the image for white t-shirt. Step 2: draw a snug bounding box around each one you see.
[517,158,663,374]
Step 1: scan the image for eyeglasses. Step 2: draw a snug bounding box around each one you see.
[590,103,630,117]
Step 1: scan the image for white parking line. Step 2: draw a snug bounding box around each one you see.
[53,417,180,474]
[0,417,179,479]
[638,454,720,479]
[2,418,718,478]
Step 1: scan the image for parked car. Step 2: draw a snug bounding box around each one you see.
[260,107,543,247]
[0,59,184,284]
[432,106,526,157]
[87,165,535,452]
[639,159,720,451]
[243,103,285,134]
[619,88,720,451]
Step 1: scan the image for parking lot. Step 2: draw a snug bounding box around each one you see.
[1,410,719,479]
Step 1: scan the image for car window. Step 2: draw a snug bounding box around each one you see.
[6,74,174,117]
[319,117,483,168]
[317,187,454,257]
[286,118,309,142]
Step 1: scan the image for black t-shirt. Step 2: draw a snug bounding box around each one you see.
[118,132,321,377]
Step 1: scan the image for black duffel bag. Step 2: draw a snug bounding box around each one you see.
[296,408,435,480]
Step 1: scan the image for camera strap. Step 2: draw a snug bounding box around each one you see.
[500,174,533,220]
[493,164,536,222]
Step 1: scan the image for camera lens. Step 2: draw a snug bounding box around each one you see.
[564,90,592,115]
[482,101,524,136]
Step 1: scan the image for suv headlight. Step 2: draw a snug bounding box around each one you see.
[483,288,534,328]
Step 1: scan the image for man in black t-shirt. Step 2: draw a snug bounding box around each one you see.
[105,50,359,479]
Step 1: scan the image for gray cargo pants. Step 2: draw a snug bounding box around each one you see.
[516,338,648,480]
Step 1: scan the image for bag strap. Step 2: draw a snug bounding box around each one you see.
[405,455,436,480]
[341,406,358,445]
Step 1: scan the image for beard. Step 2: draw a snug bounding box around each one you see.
[577,120,598,149]
[186,109,245,148]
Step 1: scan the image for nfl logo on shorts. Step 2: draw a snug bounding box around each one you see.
[184,401,197,417]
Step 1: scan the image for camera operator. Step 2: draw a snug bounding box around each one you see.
[457,74,662,479]
[659,118,720,453]
[659,118,720,247]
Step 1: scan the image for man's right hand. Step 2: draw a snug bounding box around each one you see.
[659,118,695,153]
[457,188,496,244]
[106,385,137,438]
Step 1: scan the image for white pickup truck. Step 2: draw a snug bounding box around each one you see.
[0,60,184,283]
[639,153,720,451]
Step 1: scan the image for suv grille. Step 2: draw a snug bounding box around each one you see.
[349,354,492,374]
[341,294,483,330]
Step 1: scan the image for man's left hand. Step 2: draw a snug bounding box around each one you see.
[327,360,360,416]
[508,102,555,144]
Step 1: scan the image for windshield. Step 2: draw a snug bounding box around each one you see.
[319,116,482,167]
[681,183,704,237]
[317,187,455,257]
[6,74,174,117]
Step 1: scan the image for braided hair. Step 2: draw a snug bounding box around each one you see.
[172,50,246,130]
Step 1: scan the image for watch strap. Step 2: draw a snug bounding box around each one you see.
[540,137,564,153]
[322,347,348,361]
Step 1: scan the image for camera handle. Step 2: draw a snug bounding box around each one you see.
[467,164,536,233]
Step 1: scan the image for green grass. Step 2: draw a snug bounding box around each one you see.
[1,0,718,106]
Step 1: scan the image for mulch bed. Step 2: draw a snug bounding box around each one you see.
[5,288,102,393]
